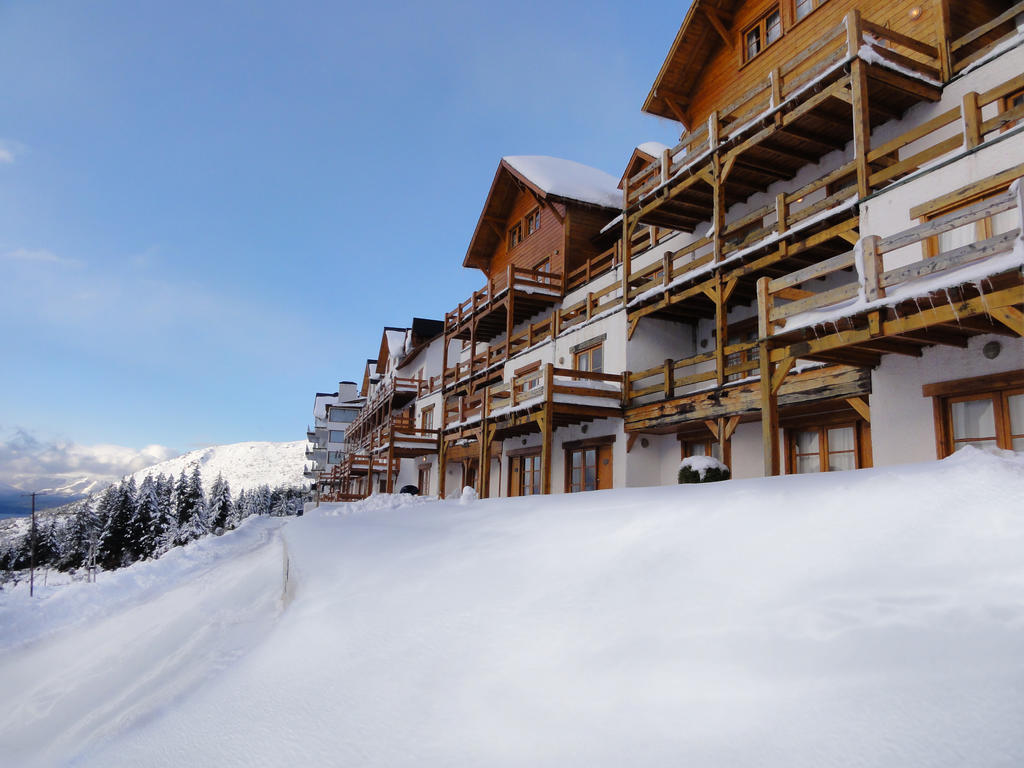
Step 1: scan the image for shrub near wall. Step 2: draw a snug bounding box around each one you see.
[678,456,731,484]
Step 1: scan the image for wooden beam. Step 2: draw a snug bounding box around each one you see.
[626,433,639,453]
[759,342,780,476]
[702,6,733,49]
[850,60,871,199]
[845,396,871,422]
[991,306,1024,336]
[771,356,796,394]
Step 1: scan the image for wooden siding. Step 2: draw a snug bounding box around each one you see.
[487,189,564,286]
[685,0,943,129]
[564,206,615,276]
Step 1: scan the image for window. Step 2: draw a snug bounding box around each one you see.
[510,453,542,496]
[329,407,359,423]
[786,423,867,473]
[1001,89,1024,131]
[794,0,827,22]
[327,451,343,464]
[926,372,1024,457]
[418,464,432,495]
[526,208,541,236]
[420,405,434,431]
[681,439,721,461]
[508,222,522,250]
[328,430,346,444]
[923,188,1018,258]
[574,342,604,373]
[744,7,782,63]
[568,447,599,492]
[565,438,614,493]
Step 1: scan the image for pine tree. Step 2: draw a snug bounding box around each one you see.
[208,474,233,532]
[230,489,247,528]
[173,470,190,529]
[178,466,208,544]
[96,484,129,569]
[132,476,159,560]
[153,474,176,555]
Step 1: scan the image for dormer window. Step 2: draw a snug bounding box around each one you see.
[744,7,782,62]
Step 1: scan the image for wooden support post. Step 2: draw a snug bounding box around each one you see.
[759,342,781,477]
[861,235,885,301]
[478,419,491,499]
[587,291,594,321]
[661,148,671,183]
[850,57,872,200]
[934,0,953,81]
[963,91,982,149]
[541,364,554,494]
[714,274,728,388]
[711,112,724,264]
[757,276,773,341]
[663,358,674,399]
[385,440,395,494]
[438,436,447,499]
[621,371,631,408]
[662,250,671,287]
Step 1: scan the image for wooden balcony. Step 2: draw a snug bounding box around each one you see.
[443,364,625,436]
[626,59,1024,334]
[347,375,440,445]
[757,186,1024,369]
[444,265,563,344]
[443,280,625,392]
[624,11,942,233]
[368,416,439,459]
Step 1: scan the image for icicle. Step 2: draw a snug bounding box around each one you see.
[945,289,962,325]
[975,280,991,315]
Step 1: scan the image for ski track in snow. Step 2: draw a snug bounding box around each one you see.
[0,517,289,767]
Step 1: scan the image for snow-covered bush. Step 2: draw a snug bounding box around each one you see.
[678,456,730,484]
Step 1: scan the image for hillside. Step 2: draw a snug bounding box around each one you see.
[123,440,307,494]
[2,448,1023,766]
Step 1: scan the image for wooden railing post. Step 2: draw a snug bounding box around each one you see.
[756,276,773,340]
[662,250,671,287]
[586,291,594,321]
[861,235,885,301]
[775,192,788,235]
[845,8,863,56]
[661,148,671,184]
[851,57,872,199]
[963,91,982,148]
[663,359,674,399]
[621,371,630,408]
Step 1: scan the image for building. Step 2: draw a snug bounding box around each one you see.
[308,0,1023,499]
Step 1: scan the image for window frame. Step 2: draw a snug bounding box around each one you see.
[573,341,604,374]
[742,5,783,64]
[784,422,867,474]
[418,464,432,495]
[792,0,827,25]
[924,370,1024,457]
[420,405,434,431]
[525,207,542,237]
[508,221,523,251]
[564,435,615,493]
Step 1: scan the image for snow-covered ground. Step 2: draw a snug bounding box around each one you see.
[2,448,1023,766]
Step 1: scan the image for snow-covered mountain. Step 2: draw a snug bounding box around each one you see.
[124,441,307,494]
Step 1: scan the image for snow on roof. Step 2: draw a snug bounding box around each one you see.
[384,329,406,359]
[636,141,669,157]
[503,155,621,209]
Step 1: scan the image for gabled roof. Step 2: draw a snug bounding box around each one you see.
[463,156,621,271]
[618,142,670,190]
[643,0,738,126]
[376,327,409,375]
[360,359,378,397]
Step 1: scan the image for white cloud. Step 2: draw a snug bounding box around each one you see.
[0,427,180,493]
[0,148,13,164]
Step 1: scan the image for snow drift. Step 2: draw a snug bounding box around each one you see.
[2,448,1023,766]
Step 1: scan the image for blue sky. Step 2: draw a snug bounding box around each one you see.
[0,0,684,480]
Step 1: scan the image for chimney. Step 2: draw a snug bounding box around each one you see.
[338,381,358,401]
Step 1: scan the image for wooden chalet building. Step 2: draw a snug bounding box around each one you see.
[307,0,1023,501]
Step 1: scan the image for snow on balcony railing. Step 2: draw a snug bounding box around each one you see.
[757,184,1022,336]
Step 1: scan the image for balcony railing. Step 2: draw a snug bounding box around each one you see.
[625,11,941,211]
[444,364,625,428]
[444,264,563,337]
[757,185,1021,338]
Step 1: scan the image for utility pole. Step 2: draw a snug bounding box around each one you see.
[20,491,45,597]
